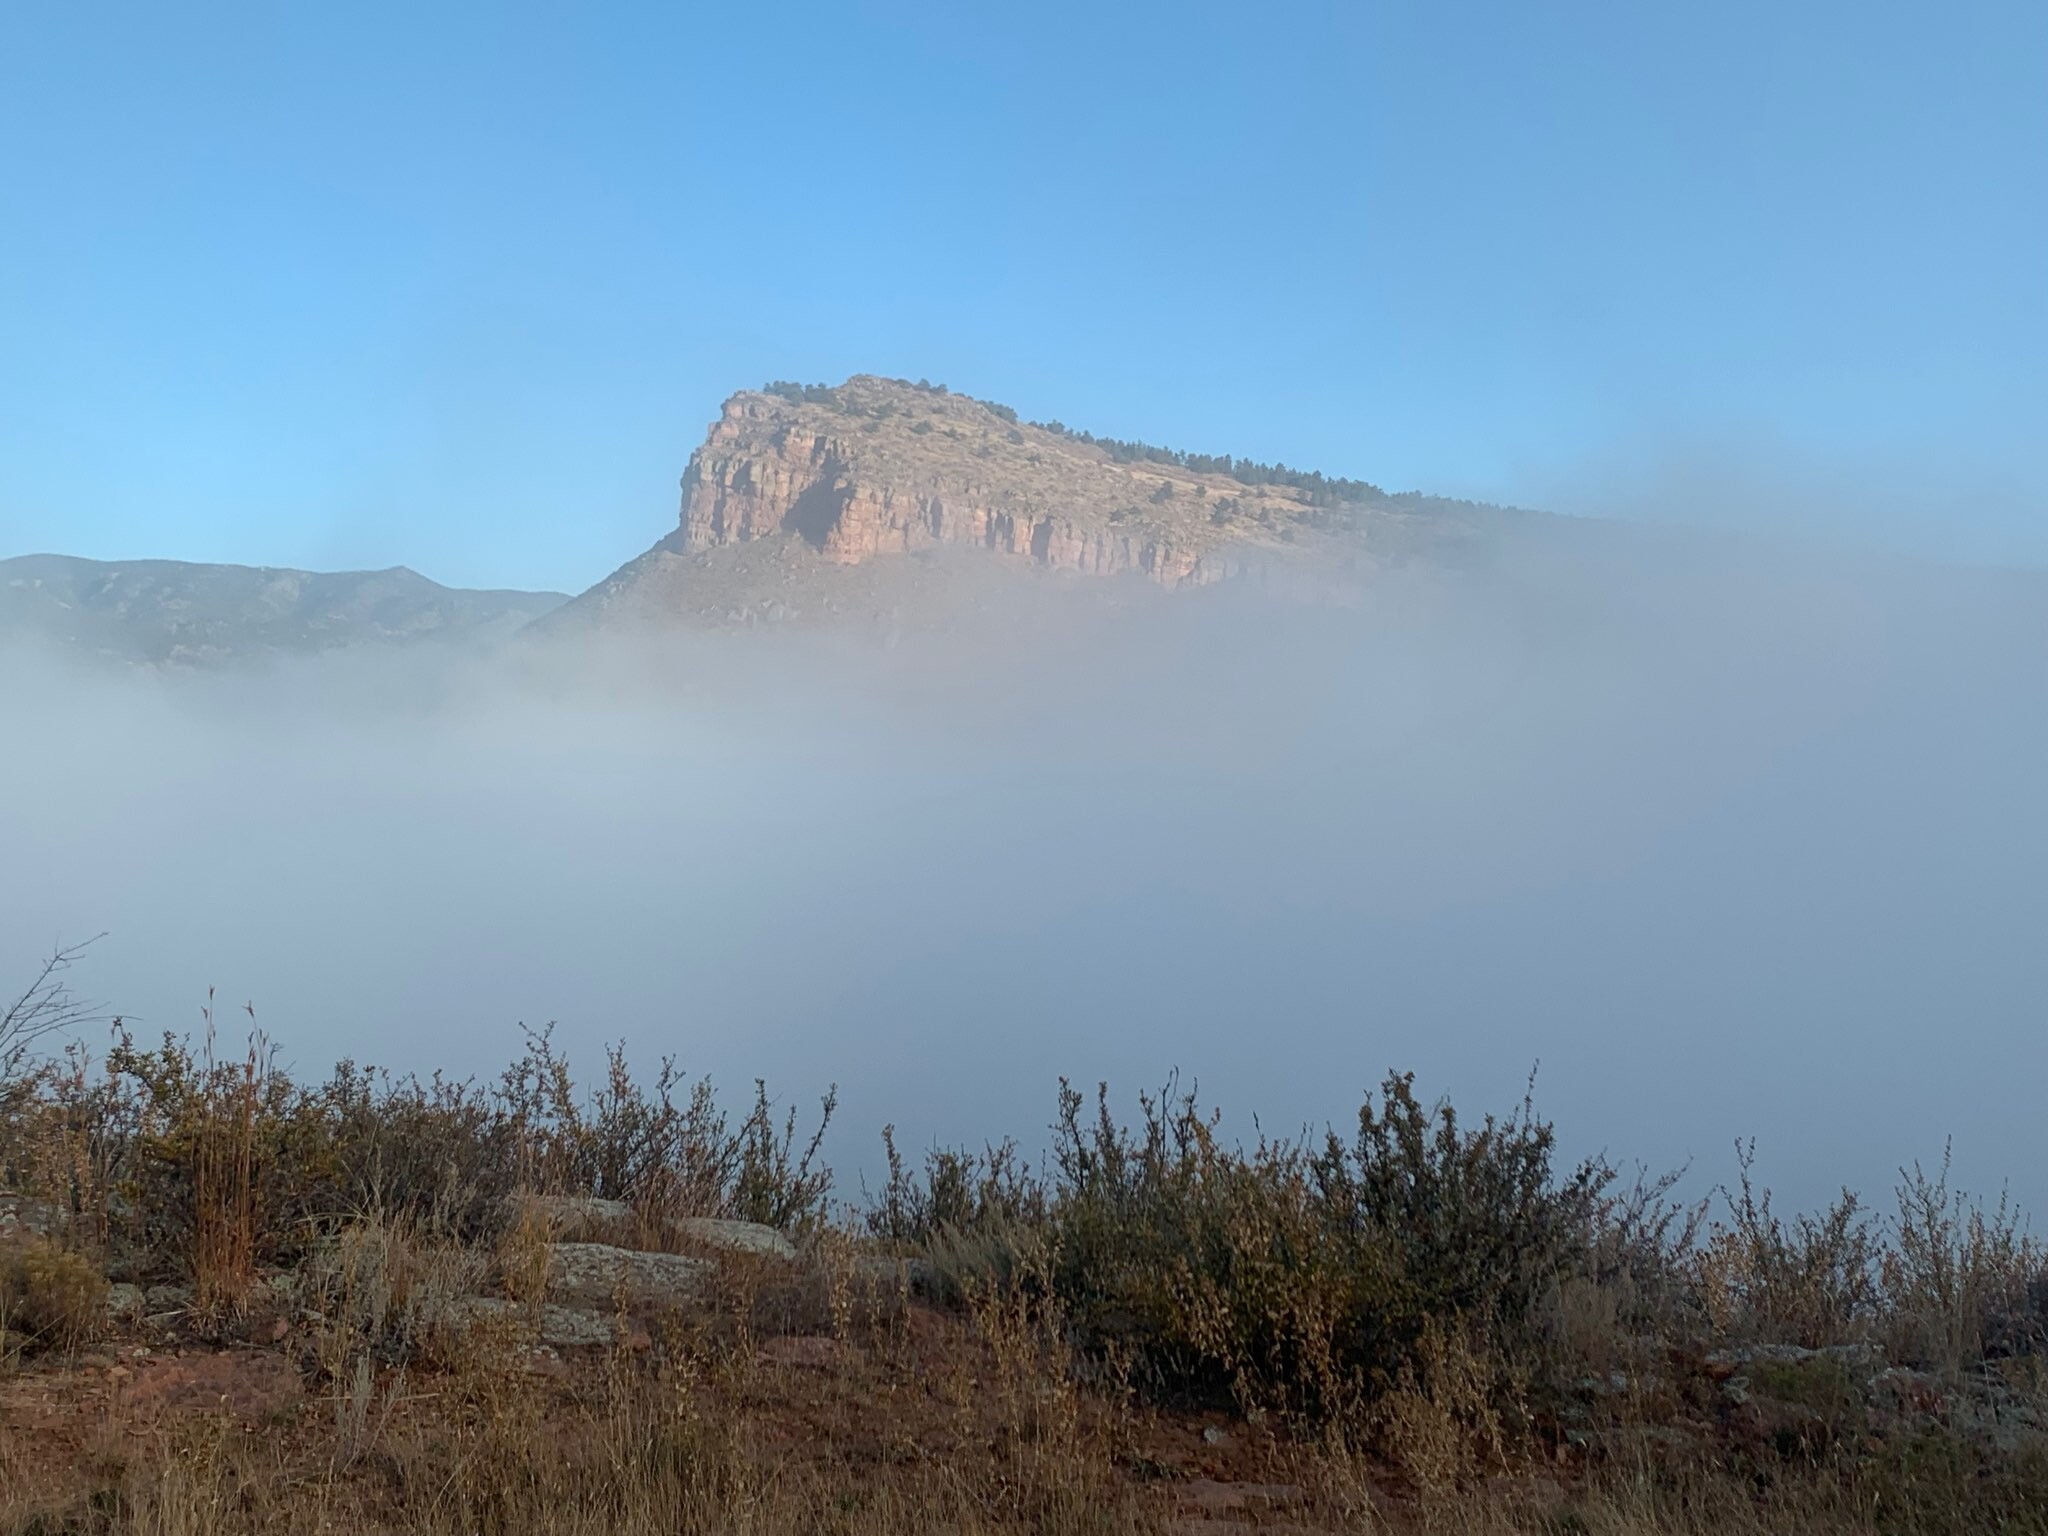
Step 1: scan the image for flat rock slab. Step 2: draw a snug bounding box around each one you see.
[514,1196,796,1260]
[671,1217,797,1261]
[546,1243,712,1310]
[447,1295,628,1350]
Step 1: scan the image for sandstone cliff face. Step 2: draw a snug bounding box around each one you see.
[675,387,1242,589]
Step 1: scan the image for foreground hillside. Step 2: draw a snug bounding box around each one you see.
[2,990,2043,1534]
[0,554,565,665]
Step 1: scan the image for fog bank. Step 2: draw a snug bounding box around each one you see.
[5,530,2045,1214]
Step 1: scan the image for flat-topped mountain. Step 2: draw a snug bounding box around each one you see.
[552,376,1532,631]
[0,554,565,664]
[6,378,1544,655]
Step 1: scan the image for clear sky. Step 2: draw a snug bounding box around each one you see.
[3,1,2043,592]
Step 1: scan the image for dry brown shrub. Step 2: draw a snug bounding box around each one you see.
[0,1233,107,1352]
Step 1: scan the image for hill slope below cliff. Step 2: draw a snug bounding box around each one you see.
[0,554,565,664]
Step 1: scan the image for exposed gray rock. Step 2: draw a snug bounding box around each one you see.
[142,1283,194,1315]
[537,1305,621,1350]
[0,1194,63,1237]
[511,1197,795,1260]
[671,1217,797,1261]
[1867,1365,1947,1426]
[1949,1374,2048,1454]
[1702,1345,2048,1457]
[105,1283,146,1322]
[447,1295,625,1350]
[1706,1342,1884,1374]
[545,1243,711,1310]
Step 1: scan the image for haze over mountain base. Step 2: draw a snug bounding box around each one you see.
[6,517,2043,1216]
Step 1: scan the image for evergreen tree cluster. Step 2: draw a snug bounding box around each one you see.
[1027,420,1385,505]
[762,380,841,405]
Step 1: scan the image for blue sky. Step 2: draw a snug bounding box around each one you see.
[2,1,2043,592]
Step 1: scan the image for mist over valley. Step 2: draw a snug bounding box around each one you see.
[9,415,2042,1215]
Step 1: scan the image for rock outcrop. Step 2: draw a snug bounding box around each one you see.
[514,1194,799,1262]
[544,1243,714,1310]
[0,1194,62,1238]
[423,1197,810,1361]
[670,1217,798,1262]
[447,1295,631,1351]
[675,383,1241,589]
[547,374,1526,634]
[516,1194,639,1246]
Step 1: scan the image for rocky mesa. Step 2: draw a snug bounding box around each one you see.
[556,375,1527,630]
[680,378,1252,586]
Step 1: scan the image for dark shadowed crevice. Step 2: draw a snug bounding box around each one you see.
[782,477,852,549]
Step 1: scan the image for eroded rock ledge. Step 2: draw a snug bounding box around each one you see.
[669,379,1318,589]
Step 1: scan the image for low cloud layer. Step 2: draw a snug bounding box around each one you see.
[6,526,2045,1214]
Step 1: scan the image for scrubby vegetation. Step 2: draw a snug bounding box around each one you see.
[758,375,1401,510]
[747,375,1532,550]
[2,957,2045,1533]
[0,1235,106,1353]
[869,1077,2047,1429]
[1029,420,1387,507]
[1,1020,838,1301]
[761,379,844,406]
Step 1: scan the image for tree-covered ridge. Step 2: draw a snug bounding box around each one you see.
[761,380,848,406]
[760,378,1389,508]
[1028,422,1385,506]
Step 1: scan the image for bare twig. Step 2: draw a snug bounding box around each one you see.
[1,934,109,1078]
